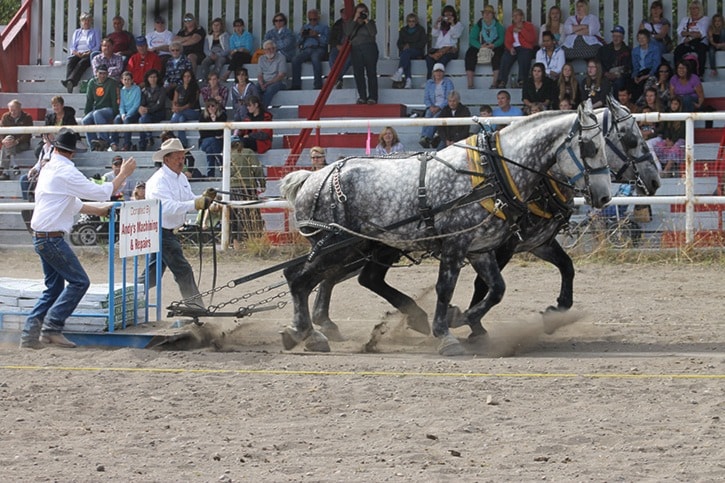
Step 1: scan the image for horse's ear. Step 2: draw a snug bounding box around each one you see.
[581,98,593,113]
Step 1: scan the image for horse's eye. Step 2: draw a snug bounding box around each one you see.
[580,139,597,159]
[621,133,638,150]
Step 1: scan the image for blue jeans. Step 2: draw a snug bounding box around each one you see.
[139,111,165,148]
[170,108,201,147]
[399,47,424,80]
[112,112,140,148]
[142,229,202,307]
[421,108,442,140]
[82,107,115,144]
[328,46,351,82]
[200,137,222,177]
[22,235,90,342]
[498,47,535,86]
[261,81,286,109]
[291,47,326,89]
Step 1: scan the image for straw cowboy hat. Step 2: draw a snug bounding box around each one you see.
[152,138,193,162]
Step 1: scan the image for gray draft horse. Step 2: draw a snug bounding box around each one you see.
[305,97,662,343]
[281,101,612,356]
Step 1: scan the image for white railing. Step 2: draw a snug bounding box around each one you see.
[1,111,724,247]
[28,0,723,66]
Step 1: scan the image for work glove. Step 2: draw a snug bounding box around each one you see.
[194,195,212,210]
[202,187,218,200]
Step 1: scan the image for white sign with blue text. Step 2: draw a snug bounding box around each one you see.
[119,200,160,258]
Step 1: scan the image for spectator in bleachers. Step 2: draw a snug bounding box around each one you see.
[111,71,141,151]
[309,146,328,170]
[465,5,504,89]
[491,90,524,131]
[229,67,260,122]
[478,104,494,133]
[425,5,464,80]
[92,38,124,81]
[540,6,566,46]
[132,181,145,200]
[529,102,546,114]
[345,3,379,105]
[580,59,610,108]
[199,17,230,82]
[436,91,471,148]
[264,12,296,62]
[106,16,136,62]
[642,86,666,112]
[391,13,427,89]
[229,137,266,247]
[673,1,710,78]
[174,13,206,72]
[617,87,639,113]
[707,14,725,77]
[558,96,574,110]
[419,63,454,149]
[522,62,556,113]
[35,96,78,157]
[561,0,603,61]
[669,59,705,112]
[535,30,565,81]
[138,69,166,151]
[375,126,405,155]
[127,36,163,87]
[257,40,288,108]
[631,29,662,100]
[163,41,193,95]
[290,9,330,91]
[103,155,131,200]
[555,63,583,109]
[639,1,672,54]
[237,96,273,154]
[170,69,201,148]
[62,12,101,94]
[198,98,226,178]
[654,95,686,176]
[0,100,34,179]
[494,8,537,89]
[200,72,228,107]
[226,19,254,79]
[639,62,673,107]
[147,16,174,58]
[638,106,659,148]
[598,25,632,96]
[20,137,50,201]
[328,8,351,90]
[82,64,120,151]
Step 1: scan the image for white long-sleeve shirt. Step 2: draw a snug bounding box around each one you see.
[31,152,114,233]
[145,164,197,230]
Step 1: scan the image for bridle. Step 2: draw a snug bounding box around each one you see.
[602,107,657,195]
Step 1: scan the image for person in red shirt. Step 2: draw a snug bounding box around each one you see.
[493,8,537,88]
[106,15,136,61]
[127,36,163,87]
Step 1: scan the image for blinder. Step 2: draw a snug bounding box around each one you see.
[602,106,657,193]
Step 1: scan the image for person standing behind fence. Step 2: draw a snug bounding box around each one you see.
[229,136,266,249]
[19,128,136,349]
[62,12,101,94]
[345,3,379,105]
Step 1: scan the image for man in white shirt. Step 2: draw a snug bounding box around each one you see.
[20,128,136,349]
[143,138,217,309]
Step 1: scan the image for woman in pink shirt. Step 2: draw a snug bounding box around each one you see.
[669,59,705,112]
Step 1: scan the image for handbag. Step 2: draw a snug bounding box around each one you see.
[477,46,493,64]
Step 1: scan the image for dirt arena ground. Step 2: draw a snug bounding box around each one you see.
[1,248,723,481]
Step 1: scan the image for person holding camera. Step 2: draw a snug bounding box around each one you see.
[425,5,464,79]
[344,4,378,104]
[290,9,330,90]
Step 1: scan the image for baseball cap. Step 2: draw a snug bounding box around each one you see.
[433,63,445,73]
[96,64,109,73]
[112,155,123,166]
[135,35,147,45]
[611,25,625,35]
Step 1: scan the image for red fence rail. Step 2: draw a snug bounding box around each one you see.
[0,0,33,93]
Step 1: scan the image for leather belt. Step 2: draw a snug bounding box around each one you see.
[33,231,65,238]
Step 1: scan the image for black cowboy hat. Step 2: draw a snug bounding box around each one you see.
[53,128,78,153]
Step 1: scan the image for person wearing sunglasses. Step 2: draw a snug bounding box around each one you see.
[264,12,296,61]
[173,12,206,72]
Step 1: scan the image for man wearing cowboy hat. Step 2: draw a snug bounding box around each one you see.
[143,138,217,308]
[20,128,136,349]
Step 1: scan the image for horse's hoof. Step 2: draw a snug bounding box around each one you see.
[304,329,330,352]
[319,321,346,342]
[406,312,431,335]
[437,333,465,356]
[467,330,488,344]
[446,305,466,328]
[280,326,306,350]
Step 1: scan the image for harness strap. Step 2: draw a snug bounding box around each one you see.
[417,153,438,236]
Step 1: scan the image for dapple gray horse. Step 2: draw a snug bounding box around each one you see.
[281,101,611,356]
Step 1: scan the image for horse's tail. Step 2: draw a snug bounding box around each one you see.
[280,169,313,204]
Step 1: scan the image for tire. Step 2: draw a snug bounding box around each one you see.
[70,223,98,246]
[607,220,635,249]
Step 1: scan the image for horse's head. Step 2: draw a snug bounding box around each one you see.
[603,96,661,195]
[554,99,611,208]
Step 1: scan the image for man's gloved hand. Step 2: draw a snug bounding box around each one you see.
[202,187,218,200]
[194,195,212,210]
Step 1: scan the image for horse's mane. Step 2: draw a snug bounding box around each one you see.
[498,110,575,137]
[280,170,313,204]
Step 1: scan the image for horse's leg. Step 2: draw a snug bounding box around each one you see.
[431,249,466,356]
[357,247,430,335]
[529,240,575,312]
[312,269,359,342]
[459,252,506,340]
[282,258,331,352]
